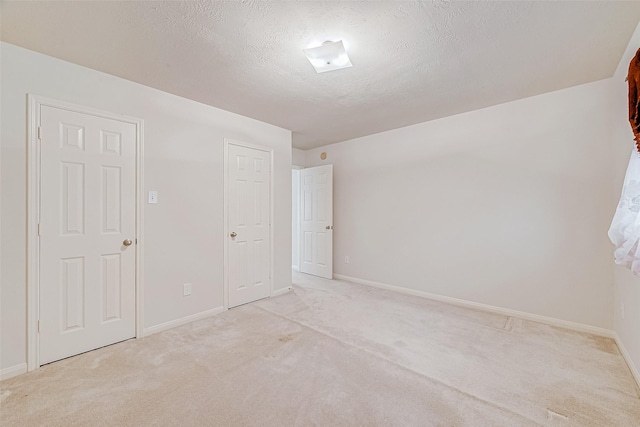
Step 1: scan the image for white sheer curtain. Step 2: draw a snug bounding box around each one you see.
[609,148,640,275]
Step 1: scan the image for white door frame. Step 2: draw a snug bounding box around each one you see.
[223,138,274,309]
[26,95,145,371]
[291,167,302,271]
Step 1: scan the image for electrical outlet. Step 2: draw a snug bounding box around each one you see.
[621,303,625,319]
[183,283,192,296]
[344,256,350,264]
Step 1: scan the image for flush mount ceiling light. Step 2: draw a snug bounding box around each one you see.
[303,40,352,73]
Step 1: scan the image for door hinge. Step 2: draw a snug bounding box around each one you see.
[37,320,40,333]
[37,126,41,140]
[37,223,41,236]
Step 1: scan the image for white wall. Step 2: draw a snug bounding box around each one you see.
[611,24,640,381]
[292,148,306,167]
[305,79,615,329]
[0,43,292,373]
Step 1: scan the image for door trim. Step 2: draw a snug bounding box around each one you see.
[26,95,144,371]
[223,138,274,309]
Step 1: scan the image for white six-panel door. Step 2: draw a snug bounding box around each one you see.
[300,164,333,279]
[39,105,136,365]
[227,143,272,308]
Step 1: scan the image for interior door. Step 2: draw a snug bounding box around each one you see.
[227,143,272,308]
[300,164,333,279]
[39,105,136,365]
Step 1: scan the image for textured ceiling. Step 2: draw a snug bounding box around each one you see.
[2,1,640,149]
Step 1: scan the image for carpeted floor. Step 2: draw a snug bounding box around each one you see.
[2,272,639,426]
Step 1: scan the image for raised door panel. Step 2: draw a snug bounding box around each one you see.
[101,254,122,322]
[101,166,121,234]
[60,162,85,236]
[60,257,85,332]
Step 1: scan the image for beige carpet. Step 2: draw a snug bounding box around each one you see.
[2,272,639,426]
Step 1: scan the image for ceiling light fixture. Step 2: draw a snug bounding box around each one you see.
[303,40,352,73]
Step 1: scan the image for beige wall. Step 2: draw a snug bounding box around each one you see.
[305,79,615,329]
[0,43,292,373]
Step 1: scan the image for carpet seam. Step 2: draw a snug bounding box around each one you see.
[253,302,541,426]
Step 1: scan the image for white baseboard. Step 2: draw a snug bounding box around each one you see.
[143,306,225,337]
[333,274,614,338]
[614,333,640,388]
[272,286,293,297]
[0,363,27,381]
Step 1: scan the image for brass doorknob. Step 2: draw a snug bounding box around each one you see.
[123,239,133,246]
[230,232,237,238]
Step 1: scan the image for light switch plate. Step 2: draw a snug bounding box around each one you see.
[148,191,158,204]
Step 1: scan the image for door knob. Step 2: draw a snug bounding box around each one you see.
[230,232,237,238]
[123,239,133,246]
